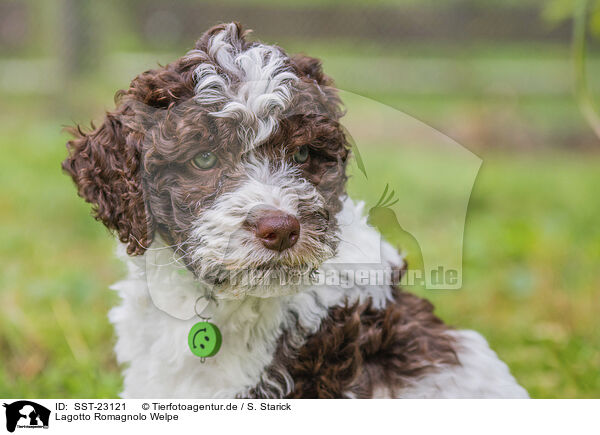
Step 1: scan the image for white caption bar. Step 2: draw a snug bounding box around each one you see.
[1,399,597,435]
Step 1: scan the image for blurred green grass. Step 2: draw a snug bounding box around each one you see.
[1,37,599,398]
[351,151,600,399]
[0,120,123,397]
[1,117,598,398]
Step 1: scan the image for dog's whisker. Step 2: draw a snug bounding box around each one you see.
[336,236,371,258]
[130,235,184,252]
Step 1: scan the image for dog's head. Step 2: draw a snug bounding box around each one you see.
[63,23,350,298]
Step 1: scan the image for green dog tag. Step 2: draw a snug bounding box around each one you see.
[188,322,222,358]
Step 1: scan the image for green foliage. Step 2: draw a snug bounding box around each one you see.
[543,0,600,37]
[572,0,600,139]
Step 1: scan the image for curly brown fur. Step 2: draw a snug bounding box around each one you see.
[242,288,458,399]
[62,111,153,255]
[62,22,348,262]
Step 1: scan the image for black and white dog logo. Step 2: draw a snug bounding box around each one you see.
[3,401,50,433]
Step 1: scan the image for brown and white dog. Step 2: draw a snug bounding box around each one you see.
[62,22,528,398]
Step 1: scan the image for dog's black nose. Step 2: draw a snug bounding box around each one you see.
[255,211,300,252]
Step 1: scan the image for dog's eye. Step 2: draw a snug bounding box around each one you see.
[192,151,217,170]
[293,145,309,164]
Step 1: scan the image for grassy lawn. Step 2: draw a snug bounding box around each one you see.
[0,114,598,398]
[0,36,598,398]
[357,152,600,398]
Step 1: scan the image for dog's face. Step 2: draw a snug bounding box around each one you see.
[63,23,349,298]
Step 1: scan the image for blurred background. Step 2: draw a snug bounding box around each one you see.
[1,0,599,398]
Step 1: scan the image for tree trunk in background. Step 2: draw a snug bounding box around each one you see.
[60,0,96,77]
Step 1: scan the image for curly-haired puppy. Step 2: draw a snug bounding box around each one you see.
[62,23,528,398]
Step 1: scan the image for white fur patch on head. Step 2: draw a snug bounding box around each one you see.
[188,23,298,151]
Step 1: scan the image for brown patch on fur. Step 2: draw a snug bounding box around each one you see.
[243,288,458,398]
[262,112,349,215]
[62,111,153,255]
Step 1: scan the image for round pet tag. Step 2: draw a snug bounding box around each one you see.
[188,321,222,358]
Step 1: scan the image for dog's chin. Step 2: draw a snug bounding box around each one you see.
[196,260,324,299]
[191,233,338,299]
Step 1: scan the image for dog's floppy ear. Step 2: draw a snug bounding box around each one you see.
[62,108,153,255]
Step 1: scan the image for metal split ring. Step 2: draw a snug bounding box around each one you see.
[194,294,218,321]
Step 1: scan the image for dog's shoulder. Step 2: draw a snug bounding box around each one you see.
[390,329,529,398]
